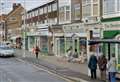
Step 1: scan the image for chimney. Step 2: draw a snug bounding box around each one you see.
[18,3,21,6]
[13,3,21,10]
[13,3,17,9]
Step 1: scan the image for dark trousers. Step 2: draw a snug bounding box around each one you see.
[90,69,97,79]
[35,52,38,59]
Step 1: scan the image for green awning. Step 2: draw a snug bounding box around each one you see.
[101,17,120,22]
[103,30,120,39]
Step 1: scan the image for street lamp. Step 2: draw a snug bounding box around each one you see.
[23,0,26,57]
[0,1,6,41]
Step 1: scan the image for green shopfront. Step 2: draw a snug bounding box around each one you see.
[103,30,120,72]
[102,17,120,72]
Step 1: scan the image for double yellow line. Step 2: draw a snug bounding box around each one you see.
[117,64,120,68]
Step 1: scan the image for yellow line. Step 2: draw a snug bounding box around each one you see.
[117,64,120,67]
[16,58,75,82]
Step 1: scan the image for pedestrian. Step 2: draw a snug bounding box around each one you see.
[32,46,35,54]
[67,46,73,62]
[35,46,40,59]
[73,49,78,58]
[98,55,107,82]
[88,53,97,79]
[107,53,117,82]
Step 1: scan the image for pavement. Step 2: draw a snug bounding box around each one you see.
[15,49,120,82]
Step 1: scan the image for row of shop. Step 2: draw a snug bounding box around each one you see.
[22,19,120,72]
[23,23,101,58]
[8,18,120,72]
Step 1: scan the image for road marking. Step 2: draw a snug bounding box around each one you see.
[16,58,75,82]
[67,76,89,82]
[16,58,89,82]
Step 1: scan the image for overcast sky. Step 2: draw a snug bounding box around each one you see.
[0,0,53,14]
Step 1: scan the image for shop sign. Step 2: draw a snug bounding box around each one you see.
[93,29,100,38]
[104,21,120,28]
[63,24,85,33]
[36,29,52,36]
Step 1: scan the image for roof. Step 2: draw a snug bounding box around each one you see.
[88,39,120,45]
[7,4,24,17]
[27,0,56,13]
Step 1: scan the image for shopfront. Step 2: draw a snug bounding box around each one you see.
[62,23,87,57]
[27,32,37,51]
[103,30,120,72]
[36,27,52,54]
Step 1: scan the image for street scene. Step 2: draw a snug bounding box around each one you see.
[0,0,120,82]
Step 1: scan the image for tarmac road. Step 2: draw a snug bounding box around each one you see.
[0,58,70,82]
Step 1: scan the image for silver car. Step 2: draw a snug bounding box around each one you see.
[0,45,15,57]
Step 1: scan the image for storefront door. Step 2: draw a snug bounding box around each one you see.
[117,44,120,72]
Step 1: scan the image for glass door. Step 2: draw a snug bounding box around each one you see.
[117,44,120,72]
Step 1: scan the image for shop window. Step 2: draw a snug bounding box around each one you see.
[79,38,87,54]
[118,44,120,70]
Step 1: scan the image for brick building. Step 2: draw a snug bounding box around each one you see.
[22,0,58,53]
[6,3,24,48]
[0,14,7,41]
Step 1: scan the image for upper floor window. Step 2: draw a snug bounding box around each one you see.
[44,7,47,14]
[59,6,71,23]
[39,8,43,15]
[66,6,70,21]
[59,7,65,22]
[29,12,32,17]
[103,0,115,15]
[26,14,29,19]
[48,5,52,12]
[93,0,98,3]
[32,12,34,17]
[82,3,91,18]
[35,10,39,16]
[82,0,91,4]
[93,4,98,16]
[74,4,80,20]
[52,3,57,11]
[117,0,120,12]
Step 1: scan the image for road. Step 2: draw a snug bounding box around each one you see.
[0,58,70,82]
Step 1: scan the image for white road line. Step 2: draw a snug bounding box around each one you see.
[16,58,74,82]
[16,58,89,82]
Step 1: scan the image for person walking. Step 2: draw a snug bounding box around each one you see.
[107,53,117,82]
[98,55,107,82]
[35,46,40,59]
[88,54,97,79]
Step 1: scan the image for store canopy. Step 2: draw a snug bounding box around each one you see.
[88,39,120,45]
[10,35,21,40]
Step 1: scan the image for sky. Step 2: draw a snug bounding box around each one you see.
[0,0,52,14]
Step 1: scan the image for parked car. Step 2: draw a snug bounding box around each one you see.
[0,45,15,57]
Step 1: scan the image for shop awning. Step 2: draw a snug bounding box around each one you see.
[10,35,21,40]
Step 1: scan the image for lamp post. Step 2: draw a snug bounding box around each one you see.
[23,0,26,57]
[0,0,7,41]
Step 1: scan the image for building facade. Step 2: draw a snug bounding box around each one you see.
[0,14,7,41]
[6,3,24,48]
[101,0,120,72]
[53,0,102,56]
[22,0,58,54]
